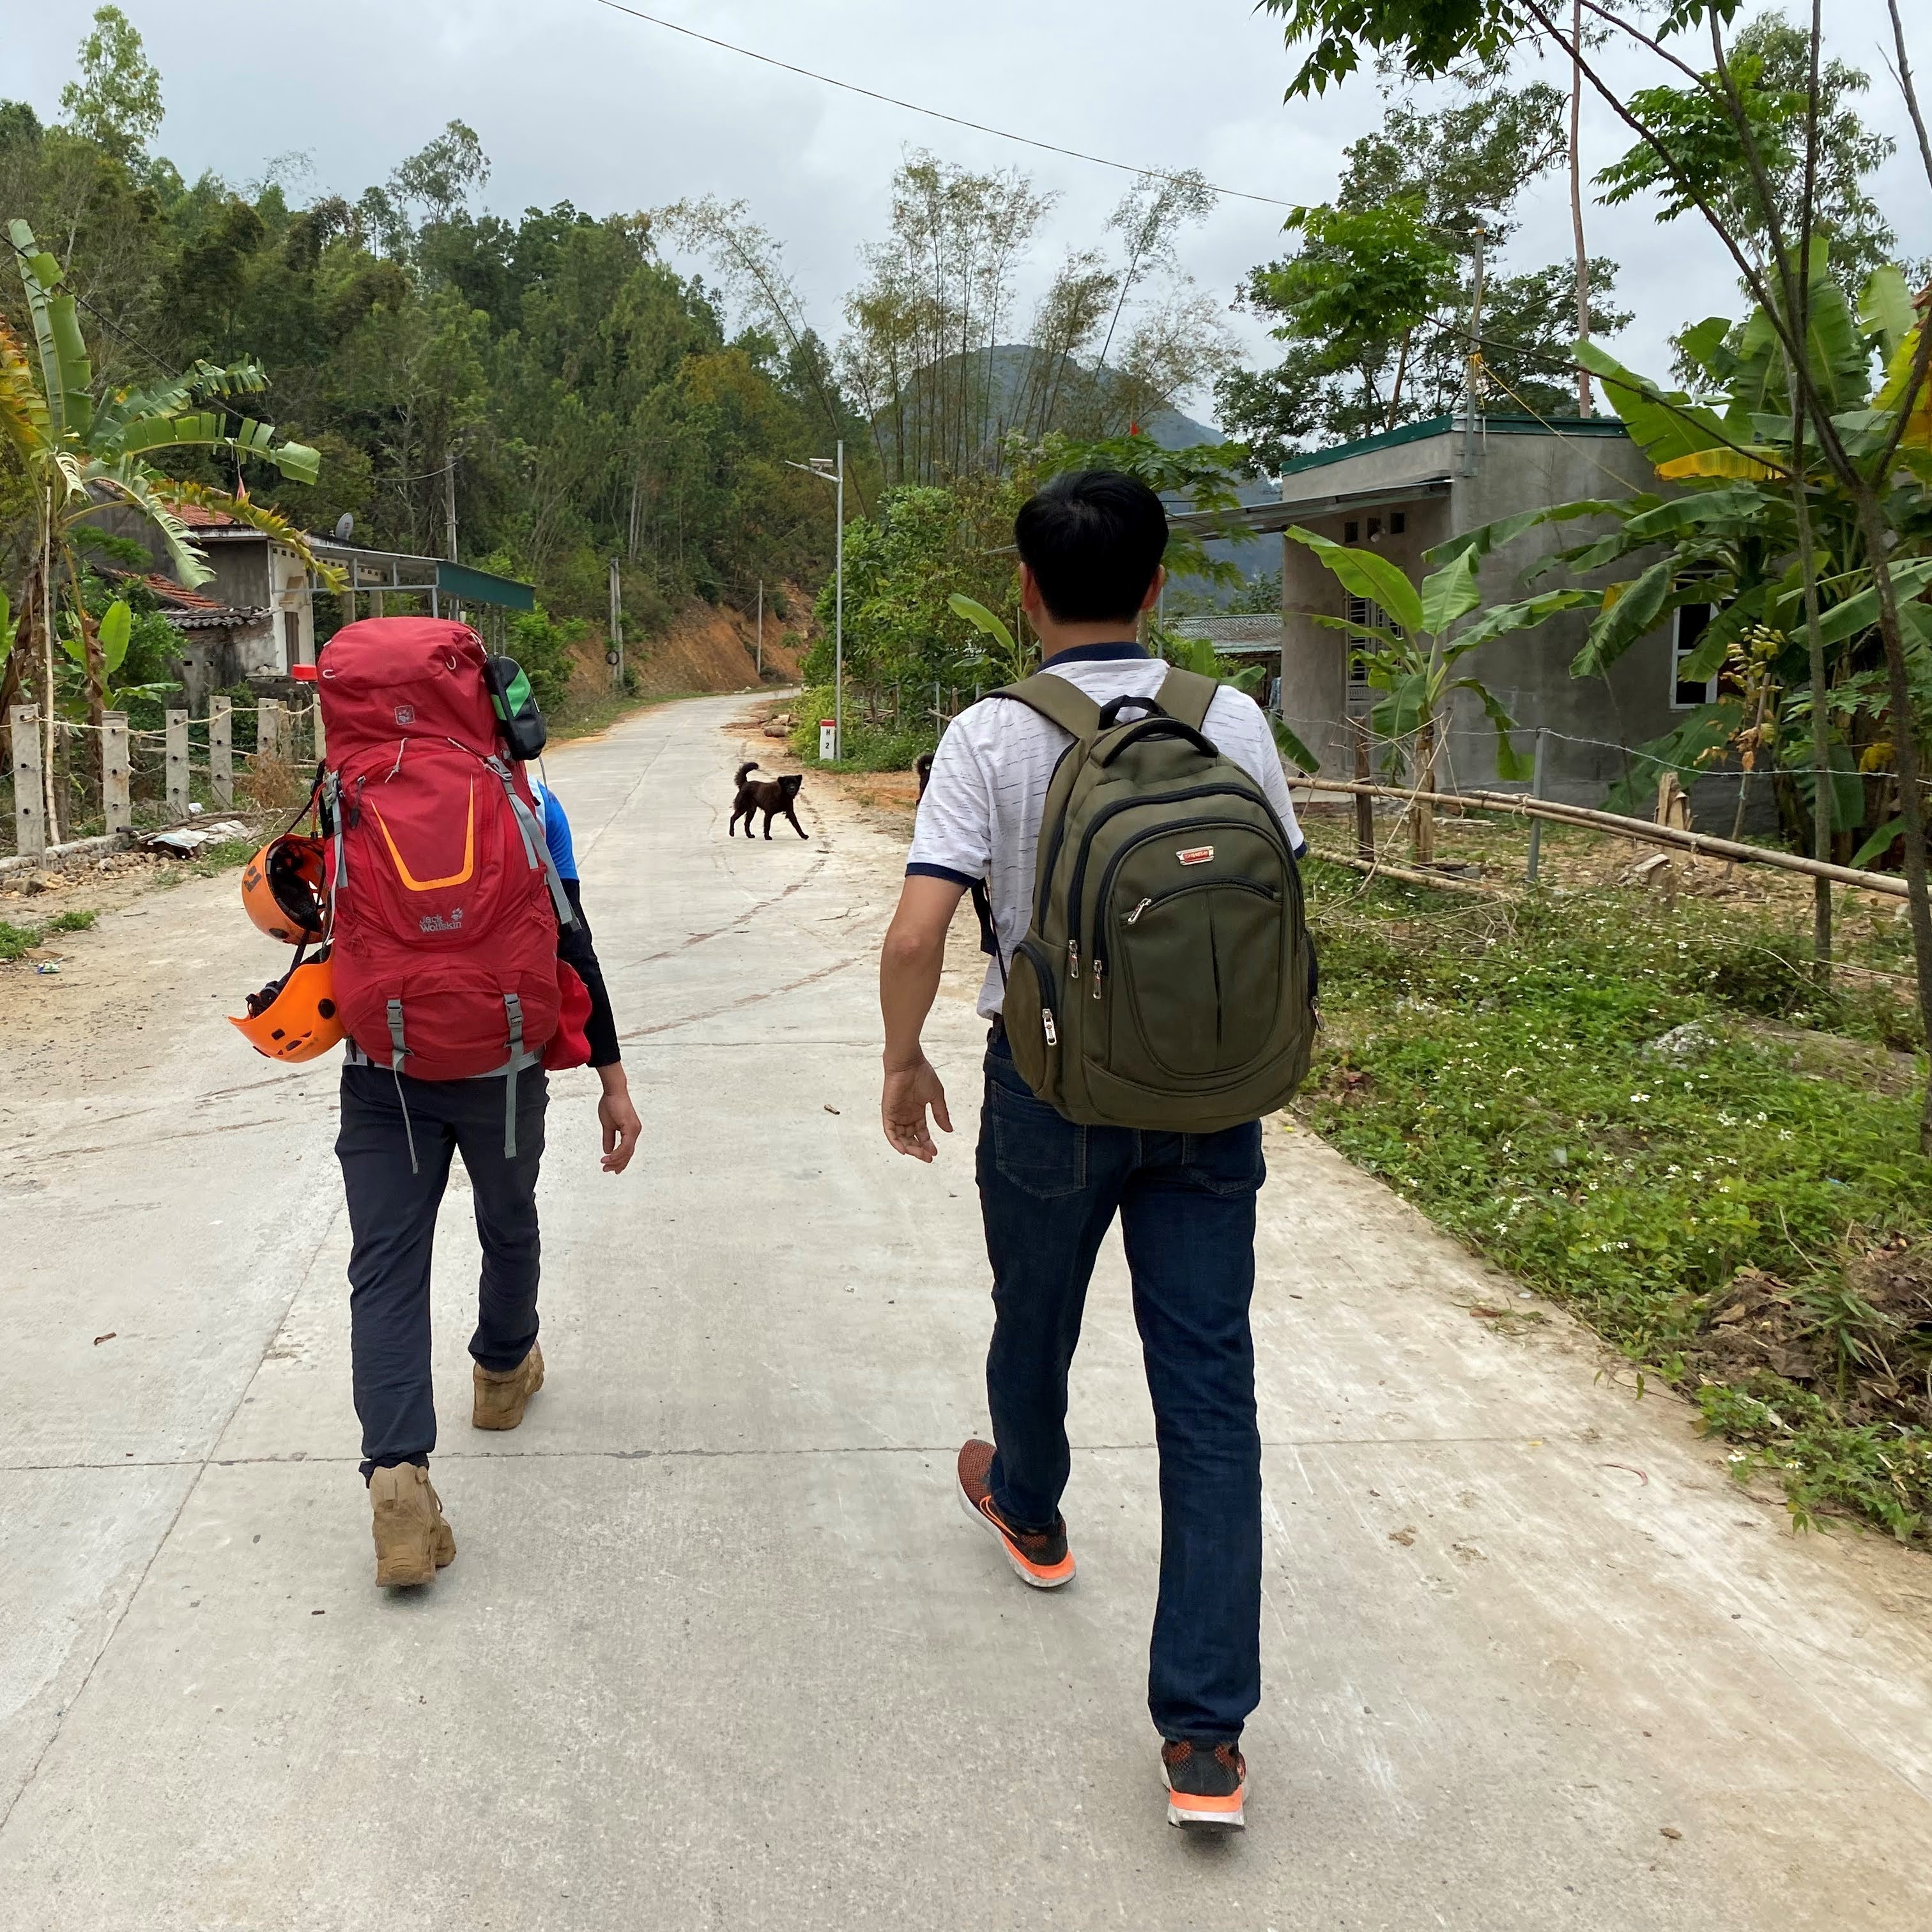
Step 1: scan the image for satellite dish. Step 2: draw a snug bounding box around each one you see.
[334,512,354,541]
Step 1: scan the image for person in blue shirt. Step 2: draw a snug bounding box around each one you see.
[531,779,620,1068]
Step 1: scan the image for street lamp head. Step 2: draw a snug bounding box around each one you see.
[808,457,836,475]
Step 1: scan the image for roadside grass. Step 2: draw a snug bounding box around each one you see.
[0,907,98,959]
[787,684,938,772]
[549,686,705,742]
[153,837,259,887]
[1298,857,1932,1545]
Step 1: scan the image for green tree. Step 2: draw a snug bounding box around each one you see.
[1220,72,1629,463]
[58,6,162,163]
[1262,0,1932,1147]
[1595,13,1896,293]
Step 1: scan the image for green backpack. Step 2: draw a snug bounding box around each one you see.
[995,664,1315,1133]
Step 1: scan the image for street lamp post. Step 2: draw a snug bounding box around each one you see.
[788,440,845,758]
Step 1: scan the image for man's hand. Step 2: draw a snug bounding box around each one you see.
[882,1055,952,1162]
[878,874,968,1163]
[596,1064,641,1174]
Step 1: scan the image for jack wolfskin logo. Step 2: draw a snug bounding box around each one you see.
[1177,845,1215,866]
[418,907,464,934]
[394,704,416,726]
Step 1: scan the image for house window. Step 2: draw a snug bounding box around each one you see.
[1344,520,1359,543]
[1391,511,1407,535]
[1346,594,1400,680]
[1671,602,1717,709]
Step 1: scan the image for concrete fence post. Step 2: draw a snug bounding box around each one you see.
[9,706,45,861]
[102,712,130,836]
[209,698,233,808]
[165,709,190,818]
[256,698,282,767]
[310,696,326,765]
[1526,729,1550,884]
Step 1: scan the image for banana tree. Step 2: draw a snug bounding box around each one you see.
[2,219,332,836]
[1439,256,1931,848]
[1285,526,1589,862]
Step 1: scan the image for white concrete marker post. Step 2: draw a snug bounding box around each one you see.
[209,698,233,808]
[257,698,282,769]
[102,711,130,836]
[10,705,45,861]
[818,719,838,762]
[165,709,190,818]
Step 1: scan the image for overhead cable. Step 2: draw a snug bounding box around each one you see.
[587,0,1299,209]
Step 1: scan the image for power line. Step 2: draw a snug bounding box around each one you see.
[588,0,1300,210]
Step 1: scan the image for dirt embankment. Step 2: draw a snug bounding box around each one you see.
[583,594,806,698]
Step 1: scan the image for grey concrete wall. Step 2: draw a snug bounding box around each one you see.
[1273,425,1732,811]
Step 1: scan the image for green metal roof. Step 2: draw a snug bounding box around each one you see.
[1280,412,1630,476]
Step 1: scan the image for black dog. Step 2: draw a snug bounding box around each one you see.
[731,761,809,839]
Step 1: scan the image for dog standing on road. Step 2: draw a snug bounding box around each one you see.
[731,762,809,839]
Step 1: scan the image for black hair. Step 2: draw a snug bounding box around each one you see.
[1013,470,1168,625]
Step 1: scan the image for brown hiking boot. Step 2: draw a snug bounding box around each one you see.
[369,1464,457,1588]
[472,1340,544,1430]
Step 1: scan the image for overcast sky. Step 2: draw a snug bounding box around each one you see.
[6,1,1930,425]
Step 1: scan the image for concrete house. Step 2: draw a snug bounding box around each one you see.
[89,501,314,709]
[1177,414,1728,811]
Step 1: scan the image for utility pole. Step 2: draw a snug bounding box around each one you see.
[1570,0,1593,415]
[1461,221,1489,479]
[756,579,763,677]
[609,557,624,691]
[834,439,845,759]
[443,452,458,562]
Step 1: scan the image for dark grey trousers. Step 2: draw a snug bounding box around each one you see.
[337,1064,548,1477]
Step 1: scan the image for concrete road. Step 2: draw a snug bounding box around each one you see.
[4,693,1932,1931]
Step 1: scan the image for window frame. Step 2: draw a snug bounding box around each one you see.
[1670,602,1718,710]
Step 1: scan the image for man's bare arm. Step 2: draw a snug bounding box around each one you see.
[879,874,968,1162]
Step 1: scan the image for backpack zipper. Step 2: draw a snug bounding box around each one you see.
[1088,815,1292,981]
[1061,782,1267,947]
[1126,877,1279,924]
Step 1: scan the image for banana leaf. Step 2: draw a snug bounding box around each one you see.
[1453,677,1534,781]
[1418,547,1480,634]
[1574,559,1676,676]
[1285,525,1423,636]
[1574,341,1729,465]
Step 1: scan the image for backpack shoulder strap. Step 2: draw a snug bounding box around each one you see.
[988,672,1102,741]
[1156,664,1220,733]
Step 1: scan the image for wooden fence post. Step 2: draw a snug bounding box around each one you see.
[257,698,282,767]
[165,709,190,818]
[209,697,233,807]
[1353,718,1375,863]
[310,695,326,764]
[102,711,130,836]
[10,706,45,861]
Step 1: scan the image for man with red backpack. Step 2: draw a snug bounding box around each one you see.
[294,617,639,1588]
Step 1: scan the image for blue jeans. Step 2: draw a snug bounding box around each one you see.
[976,1034,1264,1744]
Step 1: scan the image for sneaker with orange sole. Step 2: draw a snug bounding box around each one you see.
[1161,1739,1246,1830]
[956,1438,1075,1588]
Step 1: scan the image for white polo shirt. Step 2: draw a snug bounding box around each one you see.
[907,643,1306,1020]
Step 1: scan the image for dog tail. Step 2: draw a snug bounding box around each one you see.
[734,761,760,785]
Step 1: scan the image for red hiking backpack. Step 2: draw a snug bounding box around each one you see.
[316,617,574,1091]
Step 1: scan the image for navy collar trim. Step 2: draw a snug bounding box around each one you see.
[1041,641,1150,665]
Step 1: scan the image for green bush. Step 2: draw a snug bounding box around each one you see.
[507,606,584,717]
[787,685,937,772]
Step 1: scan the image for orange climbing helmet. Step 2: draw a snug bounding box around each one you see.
[229,948,343,1063]
[241,834,328,945]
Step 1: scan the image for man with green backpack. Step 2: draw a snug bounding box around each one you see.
[878,470,1313,1831]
